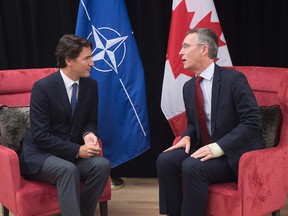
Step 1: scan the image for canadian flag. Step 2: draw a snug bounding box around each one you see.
[161,0,232,137]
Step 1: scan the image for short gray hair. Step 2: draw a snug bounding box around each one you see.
[186,28,218,59]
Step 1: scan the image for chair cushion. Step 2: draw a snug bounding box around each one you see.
[260,105,282,148]
[207,183,241,216]
[17,177,111,216]
[0,106,29,153]
[16,179,60,216]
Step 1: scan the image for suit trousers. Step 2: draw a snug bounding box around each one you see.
[29,155,111,216]
[157,148,237,216]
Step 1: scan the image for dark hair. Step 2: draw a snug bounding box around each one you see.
[55,34,93,68]
[186,28,218,59]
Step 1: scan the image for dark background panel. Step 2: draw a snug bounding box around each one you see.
[0,0,287,177]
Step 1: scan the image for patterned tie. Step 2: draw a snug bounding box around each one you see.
[71,83,78,116]
[195,76,211,145]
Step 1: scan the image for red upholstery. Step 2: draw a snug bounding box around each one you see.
[0,68,111,216]
[172,66,288,216]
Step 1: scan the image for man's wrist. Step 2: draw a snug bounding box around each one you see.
[83,132,92,139]
[207,143,225,158]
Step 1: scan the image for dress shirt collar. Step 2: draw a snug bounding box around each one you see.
[198,62,215,81]
[60,69,79,87]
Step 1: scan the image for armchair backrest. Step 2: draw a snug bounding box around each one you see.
[230,66,288,148]
[170,66,288,146]
[0,68,57,106]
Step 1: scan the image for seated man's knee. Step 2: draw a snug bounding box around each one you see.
[156,152,170,169]
[100,157,111,172]
[61,163,80,179]
[92,157,111,174]
[157,151,183,175]
[182,157,203,177]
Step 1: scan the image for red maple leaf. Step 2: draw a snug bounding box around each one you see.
[194,11,226,47]
[167,1,194,79]
[167,2,226,79]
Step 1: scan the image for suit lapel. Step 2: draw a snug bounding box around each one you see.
[211,65,221,136]
[54,71,73,122]
[76,78,86,108]
[189,77,202,141]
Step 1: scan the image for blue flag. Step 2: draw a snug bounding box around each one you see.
[75,0,150,167]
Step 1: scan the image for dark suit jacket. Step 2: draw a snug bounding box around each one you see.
[20,70,99,176]
[182,64,263,174]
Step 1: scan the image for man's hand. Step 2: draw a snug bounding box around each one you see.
[164,136,191,153]
[83,132,99,146]
[190,145,213,161]
[78,144,102,158]
[79,132,101,158]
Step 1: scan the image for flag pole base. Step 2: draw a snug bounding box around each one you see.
[111,176,125,191]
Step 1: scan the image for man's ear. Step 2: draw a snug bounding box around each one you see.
[65,57,73,66]
[201,44,209,56]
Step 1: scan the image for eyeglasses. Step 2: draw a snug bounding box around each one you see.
[181,43,206,49]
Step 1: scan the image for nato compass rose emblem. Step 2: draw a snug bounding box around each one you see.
[88,25,128,74]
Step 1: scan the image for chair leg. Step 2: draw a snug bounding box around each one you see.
[272,210,280,216]
[100,201,108,216]
[2,205,9,216]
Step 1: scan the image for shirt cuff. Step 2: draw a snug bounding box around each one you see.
[207,143,225,158]
[83,132,92,139]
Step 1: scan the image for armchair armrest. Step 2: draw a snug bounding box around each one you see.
[173,136,181,145]
[0,144,22,210]
[98,139,104,157]
[238,146,287,215]
[173,135,287,214]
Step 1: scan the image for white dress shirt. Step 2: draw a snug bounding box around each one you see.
[198,63,224,157]
[60,69,79,103]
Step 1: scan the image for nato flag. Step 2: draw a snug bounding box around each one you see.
[75,0,150,167]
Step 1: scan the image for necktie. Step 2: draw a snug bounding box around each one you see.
[71,83,78,116]
[195,76,211,145]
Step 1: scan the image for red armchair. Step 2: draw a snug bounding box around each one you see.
[172,66,288,216]
[0,68,111,216]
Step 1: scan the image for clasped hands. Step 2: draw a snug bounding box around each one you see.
[164,136,213,161]
[79,133,101,158]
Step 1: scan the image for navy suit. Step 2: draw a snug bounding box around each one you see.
[20,70,110,216]
[157,65,262,215]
